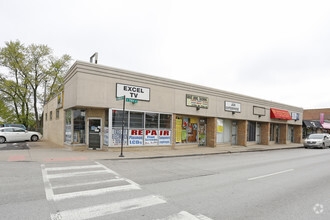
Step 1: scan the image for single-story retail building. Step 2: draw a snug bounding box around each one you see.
[43,60,303,150]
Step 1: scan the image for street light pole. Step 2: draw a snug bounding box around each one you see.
[119,95,126,157]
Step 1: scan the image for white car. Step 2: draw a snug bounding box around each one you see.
[0,127,42,144]
[304,133,330,149]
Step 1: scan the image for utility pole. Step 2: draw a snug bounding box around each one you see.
[119,95,126,157]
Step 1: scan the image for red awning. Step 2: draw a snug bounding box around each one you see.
[270,108,292,120]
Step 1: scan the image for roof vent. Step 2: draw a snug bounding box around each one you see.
[90,52,98,64]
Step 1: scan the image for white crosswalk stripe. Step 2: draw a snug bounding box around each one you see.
[53,195,167,220]
[157,211,213,220]
[41,161,213,220]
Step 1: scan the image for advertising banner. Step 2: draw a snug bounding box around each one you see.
[104,127,109,146]
[176,119,182,142]
[217,119,223,133]
[159,130,171,145]
[320,113,325,124]
[112,129,128,146]
[144,130,158,145]
[129,129,144,146]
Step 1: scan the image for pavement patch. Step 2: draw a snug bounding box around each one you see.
[44,156,88,162]
[8,155,26,161]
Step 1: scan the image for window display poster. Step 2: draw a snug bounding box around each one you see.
[176,119,182,142]
[159,130,171,145]
[129,129,143,146]
[112,129,127,146]
[144,130,158,145]
[104,127,109,146]
[183,117,188,128]
[190,118,198,124]
[217,119,224,133]
[181,130,187,141]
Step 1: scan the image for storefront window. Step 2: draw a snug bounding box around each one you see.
[145,113,158,129]
[270,124,275,141]
[104,109,109,146]
[73,110,85,144]
[160,114,171,129]
[247,121,256,142]
[130,112,144,128]
[112,110,128,128]
[217,119,232,143]
[110,110,172,147]
[65,110,72,143]
[176,116,198,144]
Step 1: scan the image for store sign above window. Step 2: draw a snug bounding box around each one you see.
[270,108,292,120]
[225,101,241,113]
[291,112,300,120]
[116,83,150,101]
[186,94,209,109]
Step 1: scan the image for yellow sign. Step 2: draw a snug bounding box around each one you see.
[176,119,182,142]
[190,118,198,124]
[217,126,223,133]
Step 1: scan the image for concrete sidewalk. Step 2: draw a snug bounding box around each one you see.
[0,140,304,162]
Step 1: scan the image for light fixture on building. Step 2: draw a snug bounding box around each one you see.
[196,106,200,111]
[90,52,98,64]
[232,112,235,115]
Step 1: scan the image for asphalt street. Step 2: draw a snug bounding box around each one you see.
[0,148,330,219]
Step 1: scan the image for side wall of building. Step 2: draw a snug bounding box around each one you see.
[43,95,65,146]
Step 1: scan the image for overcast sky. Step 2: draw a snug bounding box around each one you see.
[1,0,330,109]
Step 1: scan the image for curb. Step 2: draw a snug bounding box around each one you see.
[101,146,305,161]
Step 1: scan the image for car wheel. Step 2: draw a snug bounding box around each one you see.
[0,136,5,144]
[31,135,39,142]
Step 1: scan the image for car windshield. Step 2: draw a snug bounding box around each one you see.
[308,134,324,139]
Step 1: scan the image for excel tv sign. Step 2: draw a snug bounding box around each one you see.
[116,83,150,101]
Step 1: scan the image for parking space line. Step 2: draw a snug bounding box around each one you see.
[248,169,294,181]
[54,195,166,220]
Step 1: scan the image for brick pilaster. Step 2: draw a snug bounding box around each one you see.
[279,124,287,144]
[293,125,302,144]
[206,117,217,147]
[171,113,176,149]
[237,120,247,146]
[261,122,270,145]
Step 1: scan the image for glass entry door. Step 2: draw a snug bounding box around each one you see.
[89,119,101,149]
[256,123,261,144]
[232,121,237,145]
[198,118,207,146]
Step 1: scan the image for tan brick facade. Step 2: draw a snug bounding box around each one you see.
[293,125,302,143]
[206,117,217,147]
[260,122,270,145]
[171,113,176,149]
[237,120,247,146]
[279,124,287,144]
[304,108,330,120]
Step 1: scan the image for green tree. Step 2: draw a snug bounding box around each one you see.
[0,40,72,129]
